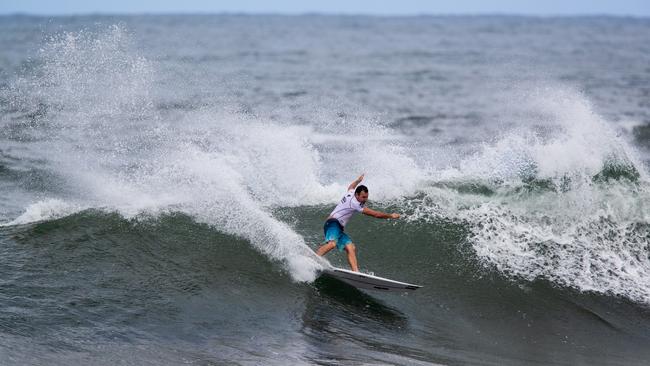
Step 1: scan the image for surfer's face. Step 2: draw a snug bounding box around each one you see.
[355,191,368,203]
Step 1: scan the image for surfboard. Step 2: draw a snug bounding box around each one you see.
[321,267,421,292]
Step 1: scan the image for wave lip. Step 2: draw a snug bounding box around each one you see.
[1,199,84,227]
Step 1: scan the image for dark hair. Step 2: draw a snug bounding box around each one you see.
[355,185,368,195]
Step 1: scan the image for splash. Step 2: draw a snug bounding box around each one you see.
[3,25,424,282]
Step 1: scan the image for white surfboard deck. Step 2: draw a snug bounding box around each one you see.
[321,266,421,292]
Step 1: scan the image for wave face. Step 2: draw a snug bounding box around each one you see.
[1,15,650,366]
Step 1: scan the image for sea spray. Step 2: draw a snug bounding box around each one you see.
[2,26,329,281]
[3,25,427,282]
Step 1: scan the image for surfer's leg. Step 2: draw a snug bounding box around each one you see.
[316,240,336,256]
[344,243,358,272]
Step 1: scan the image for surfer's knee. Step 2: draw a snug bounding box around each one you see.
[345,243,356,253]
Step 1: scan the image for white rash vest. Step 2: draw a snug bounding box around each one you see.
[329,189,365,227]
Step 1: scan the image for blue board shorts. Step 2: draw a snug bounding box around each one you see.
[323,219,352,252]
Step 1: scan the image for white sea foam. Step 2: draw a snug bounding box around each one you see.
[416,87,650,304]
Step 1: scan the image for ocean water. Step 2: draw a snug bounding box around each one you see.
[0,14,649,365]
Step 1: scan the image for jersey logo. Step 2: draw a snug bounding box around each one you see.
[341,196,347,203]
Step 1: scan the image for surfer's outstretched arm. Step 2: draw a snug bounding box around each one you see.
[362,207,400,219]
[348,173,365,190]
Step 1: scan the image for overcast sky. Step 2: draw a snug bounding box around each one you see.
[1,0,649,16]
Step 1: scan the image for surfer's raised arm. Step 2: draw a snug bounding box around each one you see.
[347,173,365,191]
[362,207,400,219]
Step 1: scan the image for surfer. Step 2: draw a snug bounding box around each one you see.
[316,173,400,272]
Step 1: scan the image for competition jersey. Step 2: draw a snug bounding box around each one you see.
[328,189,365,227]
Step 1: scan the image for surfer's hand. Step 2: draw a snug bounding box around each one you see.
[349,173,366,190]
[390,213,400,219]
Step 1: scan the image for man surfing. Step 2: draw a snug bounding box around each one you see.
[316,173,400,272]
